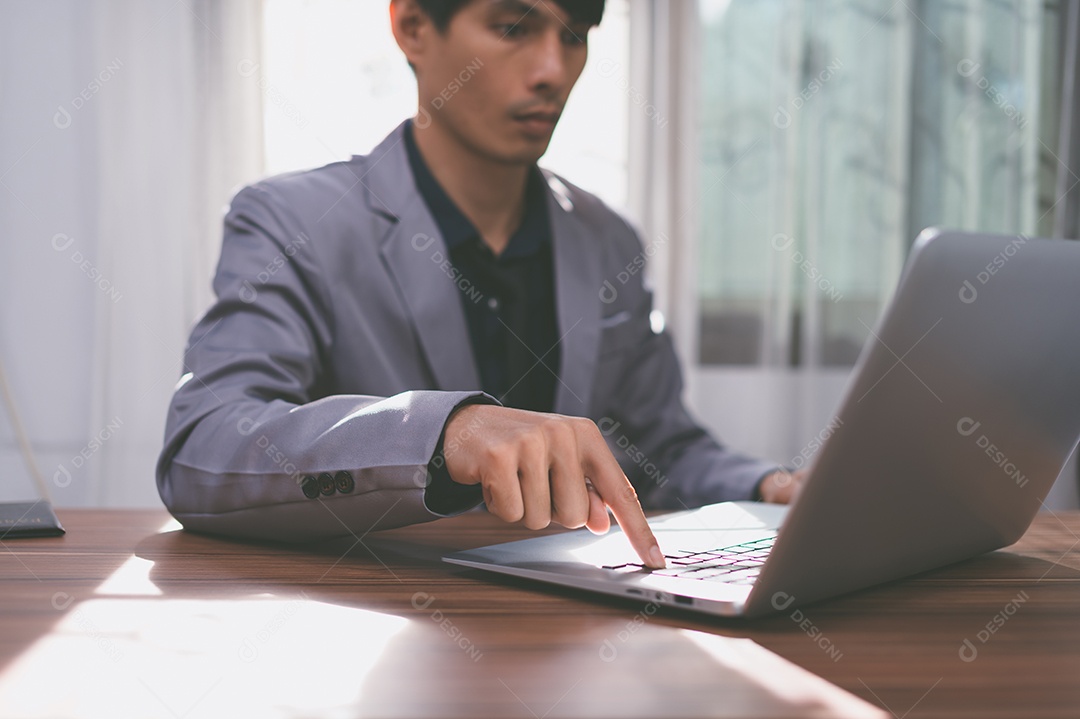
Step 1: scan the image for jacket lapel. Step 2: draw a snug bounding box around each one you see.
[544,173,601,417]
[364,123,482,392]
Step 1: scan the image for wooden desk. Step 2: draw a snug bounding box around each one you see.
[1,509,1079,718]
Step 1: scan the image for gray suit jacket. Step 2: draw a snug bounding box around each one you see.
[156,122,778,543]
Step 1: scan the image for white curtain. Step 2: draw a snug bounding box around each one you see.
[0,0,264,507]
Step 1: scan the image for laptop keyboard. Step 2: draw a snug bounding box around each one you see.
[601,535,776,586]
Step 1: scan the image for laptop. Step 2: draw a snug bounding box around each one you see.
[444,228,1080,617]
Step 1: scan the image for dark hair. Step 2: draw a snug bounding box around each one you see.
[414,0,606,31]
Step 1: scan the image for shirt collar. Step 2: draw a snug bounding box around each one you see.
[404,118,550,259]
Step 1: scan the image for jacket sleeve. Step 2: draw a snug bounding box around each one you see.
[595,227,780,509]
[156,184,490,543]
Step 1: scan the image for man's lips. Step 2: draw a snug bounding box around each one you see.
[512,109,561,134]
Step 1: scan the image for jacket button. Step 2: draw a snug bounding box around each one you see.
[335,471,355,494]
[301,475,320,499]
[318,473,336,496]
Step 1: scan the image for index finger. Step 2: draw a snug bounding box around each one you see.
[583,448,665,569]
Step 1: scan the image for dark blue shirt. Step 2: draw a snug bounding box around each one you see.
[405,120,560,513]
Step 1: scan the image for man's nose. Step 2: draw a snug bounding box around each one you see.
[526,30,570,92]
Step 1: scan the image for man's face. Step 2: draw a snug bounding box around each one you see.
[412,0,592,165]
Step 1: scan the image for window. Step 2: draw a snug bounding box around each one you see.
[696,0,1066,367]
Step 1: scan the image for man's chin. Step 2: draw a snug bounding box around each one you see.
[516,147,550,164]
[505,136,554,164]
[483,143,548,167]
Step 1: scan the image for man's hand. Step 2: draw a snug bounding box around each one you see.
[442,404,666,569]
[758,469,807,504]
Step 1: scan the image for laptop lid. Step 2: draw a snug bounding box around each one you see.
[743,228,1080,615]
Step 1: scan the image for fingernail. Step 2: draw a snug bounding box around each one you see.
[648,545,666,569]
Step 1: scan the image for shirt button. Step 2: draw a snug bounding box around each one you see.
[487,297,500,312]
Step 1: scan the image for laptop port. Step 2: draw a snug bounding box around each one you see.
[674,594,693,606]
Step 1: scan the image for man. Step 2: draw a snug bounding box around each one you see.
[156,0,802,570]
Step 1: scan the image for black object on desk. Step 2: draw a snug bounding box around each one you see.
[0,500,65,538]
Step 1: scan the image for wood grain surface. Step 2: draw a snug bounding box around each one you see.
[1,508,1078,718]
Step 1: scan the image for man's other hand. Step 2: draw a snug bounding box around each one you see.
[758,469,807,504]
[442,405,666,569]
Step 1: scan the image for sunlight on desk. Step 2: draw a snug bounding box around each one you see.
[93,556,161,596]
[0,597,408,718]
[91,519,180,597]
[682,631,887,718]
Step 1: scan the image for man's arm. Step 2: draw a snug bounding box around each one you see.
[593,224,792,509]
[600,322,783,509]
[156,185,491,543]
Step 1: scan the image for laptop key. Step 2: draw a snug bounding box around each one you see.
[665,550,708,561]
[650,568,689,577]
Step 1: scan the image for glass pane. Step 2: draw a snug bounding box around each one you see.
[697,0,1060,367]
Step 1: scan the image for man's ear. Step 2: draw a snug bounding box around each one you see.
[390,0,431,70]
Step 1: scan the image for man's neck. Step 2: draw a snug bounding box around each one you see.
[412,117,531,256]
